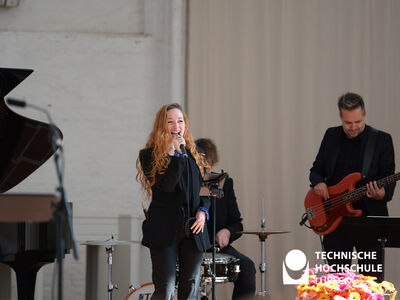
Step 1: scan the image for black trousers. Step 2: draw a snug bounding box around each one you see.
[323,223,384,282]
[150,225,203,300]
[220,246,256,299]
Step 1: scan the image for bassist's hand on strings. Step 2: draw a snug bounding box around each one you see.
[313,182,329,200]
[366,181,385,200]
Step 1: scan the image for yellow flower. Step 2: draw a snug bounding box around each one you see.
[381,281,395,293]
[347,292,360,300]
[324,280,339,290]
[389,290,397,300]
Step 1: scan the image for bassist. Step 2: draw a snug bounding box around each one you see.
[309,92,395,281]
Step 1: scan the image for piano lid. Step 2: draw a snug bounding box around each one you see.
[0,68,63,193]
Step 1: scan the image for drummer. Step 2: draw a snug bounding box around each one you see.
[195,138,256,299]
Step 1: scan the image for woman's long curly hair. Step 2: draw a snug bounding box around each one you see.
[136,103,207,200]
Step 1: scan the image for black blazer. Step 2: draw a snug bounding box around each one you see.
[207,176,243,245]
[140,148,211,251]
[309,125,396,216]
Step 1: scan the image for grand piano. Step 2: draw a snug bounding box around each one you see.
[0,68,71,300]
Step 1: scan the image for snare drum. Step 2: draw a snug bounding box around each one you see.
[201,253,240,283]
[124,283,177,300]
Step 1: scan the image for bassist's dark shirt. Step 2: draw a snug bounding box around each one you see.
[329,128,366,186]
[329,128,368,213]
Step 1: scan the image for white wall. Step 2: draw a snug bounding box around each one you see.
[0,0,187,299]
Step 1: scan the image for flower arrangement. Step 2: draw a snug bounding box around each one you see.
[296,269,397,300]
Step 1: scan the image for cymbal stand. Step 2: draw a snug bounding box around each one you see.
[257,198,267,296]
[106,246,118,300]
[257,234,268,296]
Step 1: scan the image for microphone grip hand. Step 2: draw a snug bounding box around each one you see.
[174,134,187,156]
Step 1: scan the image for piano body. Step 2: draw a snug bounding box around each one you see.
[0,68,71,300]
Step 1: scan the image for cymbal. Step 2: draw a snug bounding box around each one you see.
[238,230,290,238]
[81,236,134,246]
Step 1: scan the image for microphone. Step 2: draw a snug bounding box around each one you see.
[180,144,187,156]
[6,98,27,107]
[178,133,188,157]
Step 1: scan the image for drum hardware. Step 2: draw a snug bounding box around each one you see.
[82,236,133,246]
[200,253,240,283]
[81,236,133,300]
[200,283,209,300]
[127,283,141,294]
[238,229,289,296]
[199,253,240,300]
[174,252,240,300]
[106,245,118,300]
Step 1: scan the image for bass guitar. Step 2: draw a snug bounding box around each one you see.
[304,172,400,235]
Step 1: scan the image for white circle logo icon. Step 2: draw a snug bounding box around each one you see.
[282,249,309,285]
[285,249,307,271]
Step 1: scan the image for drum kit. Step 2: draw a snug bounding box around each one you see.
[82,227,289,300]
[124,252,241,300]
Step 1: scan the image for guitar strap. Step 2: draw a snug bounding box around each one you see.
[361,127,378,179]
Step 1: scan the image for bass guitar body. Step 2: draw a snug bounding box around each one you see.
[305,172,363,235]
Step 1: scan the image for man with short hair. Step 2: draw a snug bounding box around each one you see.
[309,92,396,281]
